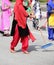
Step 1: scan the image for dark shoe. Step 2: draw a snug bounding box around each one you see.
[3,34,10,37]
[48,38,52,40]
[52,38,54,41]
[0,31,4,34]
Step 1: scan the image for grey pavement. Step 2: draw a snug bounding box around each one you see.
[0,2,54,65]
[0,15,54,65]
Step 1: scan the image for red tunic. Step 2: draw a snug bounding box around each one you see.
[13,0,36,41]
[14,0,28,29]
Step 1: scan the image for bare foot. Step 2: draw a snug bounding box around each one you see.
[10,49,16,53]
[23,51,29,54]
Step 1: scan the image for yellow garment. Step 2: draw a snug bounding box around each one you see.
[48,14,54,27]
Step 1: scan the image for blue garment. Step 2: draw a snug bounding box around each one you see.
[47,0,54,40]
[47,0,54,18]
[47,0,54,9]
[47,0,54,13]
[48,28,54,39]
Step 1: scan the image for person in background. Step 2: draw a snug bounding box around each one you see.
[10,0,36,54]
[31,0,41,30]
[1,0,11,36]
[47,0,54,40]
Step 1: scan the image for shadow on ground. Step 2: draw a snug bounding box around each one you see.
[14,44,54,53]
[15,45,41,53]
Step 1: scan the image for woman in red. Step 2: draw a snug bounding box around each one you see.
[10,0,36,54]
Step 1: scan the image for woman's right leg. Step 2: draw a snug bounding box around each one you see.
[10,25,20,52]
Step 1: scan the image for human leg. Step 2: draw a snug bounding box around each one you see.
[52,28,54,40]
[35,19,39,30]
[10,25,20,52]
[33,18,36,28]
[21,36,29,54]
[3,13,10,36]
[48,27,53,40]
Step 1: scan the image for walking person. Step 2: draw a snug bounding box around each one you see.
[47,0,54,40]
[31,0,41,30]
[1,0,11,36]
[10,0,36,54]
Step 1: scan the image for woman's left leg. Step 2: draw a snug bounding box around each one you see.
[21,36,29,54]
[48,27,53,40]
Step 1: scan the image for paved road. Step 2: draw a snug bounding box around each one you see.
[0,15,54,65]
[0,2,54,65]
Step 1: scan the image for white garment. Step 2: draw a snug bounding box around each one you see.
[35,11,40,19]
[36,2,40,19]
[31,0,35,6]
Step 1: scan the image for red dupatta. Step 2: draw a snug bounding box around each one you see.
[14,0,28,29]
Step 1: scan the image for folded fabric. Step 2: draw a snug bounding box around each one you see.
[48,14,54,27]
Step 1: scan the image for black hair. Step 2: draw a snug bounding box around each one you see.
[9,0,12,1]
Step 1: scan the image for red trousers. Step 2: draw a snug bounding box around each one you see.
[10,25,29,51]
